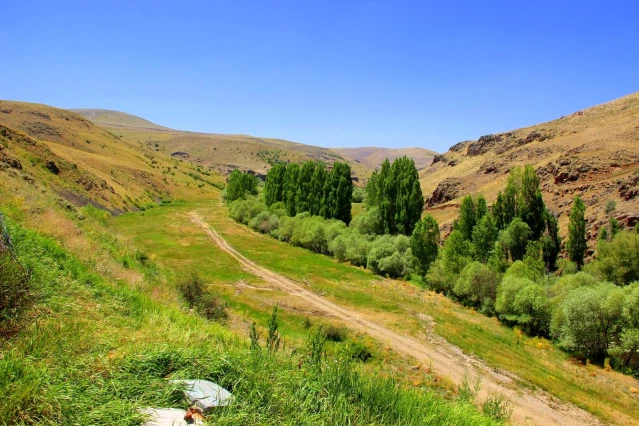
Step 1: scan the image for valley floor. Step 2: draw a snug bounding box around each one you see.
[114,196,639,425]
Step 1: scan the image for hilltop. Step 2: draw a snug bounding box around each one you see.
[69,108,171,131]
[334,146,438,170]
[72,108,374,182]
[422,91,639,243]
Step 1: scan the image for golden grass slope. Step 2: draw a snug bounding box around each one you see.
[335,146,439,170]
[69,108,171,130]
[421,91,639,241]
[0,100,222,213]
[72,109,374,182]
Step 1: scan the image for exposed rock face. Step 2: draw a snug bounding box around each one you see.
[449,141,467,152]
[466,130,554,157]
[171,151,190,159]
[431,154,447,164]
[0,145,22,170]
[426,178,461,207]
[619,172,639,201]
[479,160,500,174]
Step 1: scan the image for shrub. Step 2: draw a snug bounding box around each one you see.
[229,197,268,225]
[589,231,639,285]
[177,274,228,322]
[0,251,30,331]
[453,261,500,314]
[323,325,346,342]
[367,235,411,278]
[345,342,372,362]
[557,282,624,361]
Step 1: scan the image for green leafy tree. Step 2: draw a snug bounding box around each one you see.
[566,196,587,269]
[295,161,317,214]
[410,215,440,277]
[308,165,327,216]
[500,218,531,261]
[472,213,498,263]
[442,230,472,275]
[226,169,258,202]
[457,195,476,241]
[540,210,561,271]
[518,166,546,240]
[476,195,488,222]
[264,164,286,206]
[283,163,300,216]
[365,157,423,235]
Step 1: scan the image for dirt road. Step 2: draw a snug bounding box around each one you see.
[190,212,600,426]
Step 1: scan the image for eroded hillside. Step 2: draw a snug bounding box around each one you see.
[422,91,639,245]
[335,146,438,170]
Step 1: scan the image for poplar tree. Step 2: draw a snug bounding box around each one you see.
[410,215,440,277]
[264,164,285,206]
[567,196,587,269]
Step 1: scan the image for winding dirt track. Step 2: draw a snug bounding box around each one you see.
[190,212,600,426]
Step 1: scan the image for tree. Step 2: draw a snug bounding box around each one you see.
[410,215,440,277]
[226,169,258,202]
[566,196,587,269]
[457,195,476,241]
[323,162,352,223]
[283,163,300,216]
[540,209,561,271]
[518,166,546,240]
[442,230,472,275]
[308,165,327,216]
[472,212,498,263]
[264,164,285,206]
[365,157,423,235]
[476,195,488,222]
[558,283,625,361]
[500,218,531,262]
[295,161,317,214]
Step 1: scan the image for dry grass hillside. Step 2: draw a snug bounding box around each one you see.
[421,91,639,244]
[69,108,171,130]
[72,109,374,182]
[0,101,222,213]
[335,146,438,170]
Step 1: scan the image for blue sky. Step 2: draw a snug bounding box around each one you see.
[1,1,637,152]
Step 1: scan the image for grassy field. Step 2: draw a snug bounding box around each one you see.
[111,195,639,425]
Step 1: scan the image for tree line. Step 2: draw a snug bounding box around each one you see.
[264,161,353,224]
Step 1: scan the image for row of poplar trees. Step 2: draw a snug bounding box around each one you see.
[366,157,424,235]
[264,161,353,223]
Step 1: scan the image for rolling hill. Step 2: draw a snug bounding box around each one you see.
[69,108,172,130]
[71,109,375,182]
[422,91,639,244]
[335,146,439,170]
[0,100,222,213]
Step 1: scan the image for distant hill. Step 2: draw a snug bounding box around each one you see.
[334,147,438,170]
[70,108,171,131]
[71,109,374,181]
[421,91,639,244]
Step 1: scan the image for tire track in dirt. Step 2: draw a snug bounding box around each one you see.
[190,212,601,426]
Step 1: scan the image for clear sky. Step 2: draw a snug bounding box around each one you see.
[1,1,637,152]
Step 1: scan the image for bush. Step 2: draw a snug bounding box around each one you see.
[453,262,500,314]
[0,251,30,331]
[177,274,228,322]
[350,206,383,235]
[229,197,268,225]
[367,235,411,278]
[496,275,551,336]
[249,211,280,234]
[345,341,373,362]
[556,282,624,361]
[589,231,639,285]
[324,325,347,342]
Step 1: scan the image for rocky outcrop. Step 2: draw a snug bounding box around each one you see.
[171,151,190,159]
[426,178,461,207]
[619,172,639,200]
[466,130,554,157]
